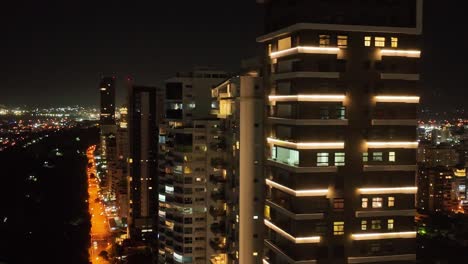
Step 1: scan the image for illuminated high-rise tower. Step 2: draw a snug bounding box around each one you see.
[258,0,423,263]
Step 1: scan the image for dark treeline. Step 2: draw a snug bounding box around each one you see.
[0,124,99,264]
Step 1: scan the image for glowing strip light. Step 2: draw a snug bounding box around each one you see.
[264,219,321,243]
[268,94,346,102]
[266,179,328,197]
[262,260,270,264]
[270,46,340,59]
[351,231,416,240]
[366,142,418,149]
[358,187,417,194]
[381,49,421,58]
[267,137,344,150]
[375,96,420,103]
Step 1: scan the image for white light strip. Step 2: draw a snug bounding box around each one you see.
[266,179,328,197]
[267,137,344,150]
[351,231,416,240]
[270,46,340,59]
[366,142,418,149]
[268,94,346,102]
[381,49,421,58]
[264,219,321,244]
[358,187,417,194]
[375,96,420,103]
[262,260,270,264]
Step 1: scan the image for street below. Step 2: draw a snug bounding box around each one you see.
[86,145,112,264]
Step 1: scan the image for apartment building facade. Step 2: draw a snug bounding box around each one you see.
[258,0,423,263]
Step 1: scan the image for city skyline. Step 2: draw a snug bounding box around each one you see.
[1,1,467,110]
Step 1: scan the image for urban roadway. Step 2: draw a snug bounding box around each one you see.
[87,145,112,264]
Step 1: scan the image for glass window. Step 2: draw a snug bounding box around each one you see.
[334,198,344,210]
[391,37,398,48]
[364,36,372,47]
[278,37,291,51]
[319,35,331,46]
[388,197,395,207]
[335,153,345,166]
[362,198,368,208]
[373,152,383,161]
[336,106,346,119]
[333,221,345,235]
[389,152,396,162]
[388,219,394,230]
[371,220,381,230]
[274,146,299,166]
[317,153,329,166]
[363,152,368,162]
[370,243,381,253]
[372,197,383,208]
[375,37,386,47]
[361,220,367,231]
[337,35,348,48]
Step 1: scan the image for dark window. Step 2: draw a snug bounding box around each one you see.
[166,82,183,100]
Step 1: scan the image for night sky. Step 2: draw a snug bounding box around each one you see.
[1,1,467,111]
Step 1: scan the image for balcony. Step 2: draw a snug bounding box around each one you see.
[166,109,183,119]
[209,238,227,252]
[268,117,348,126]
[209,174,227,183]
[371,119,417,126]
[272,71,340,81]
[211,158,226,168]
[210,141,226,151]
[380,73,419,81]
[211,190,226,202]
[174,145,192,153]
[267,159,338,173]
[209,206,226,217]
[210,221,226,234]
[348,254,416,264]
[270,46,340,59]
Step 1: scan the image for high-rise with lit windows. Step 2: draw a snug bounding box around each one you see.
[99,76,116,125]
[258,0,422,263]
[127,85,162,241]
[157,68,229,264]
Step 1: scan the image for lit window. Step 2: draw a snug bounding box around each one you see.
[388,197,395,207]
[334,152,345,166]
[278,37,291,51]
[362,198,368,208]
[391,37,398,48]
[363,152,368,162]
[371,220,381,230]
[333,198,344,210]
[361,220,367,231]
[317,153,329,166]
[372,152,383,162]
[333,221,345,235]
[387,219,394,230]
[253,252,258,256]
[375,37,386,47]
[273,146,299,166]
[268,44,272,55]
[389,151,396,162]
[337,35,348,48]
[319,35,331,47]
[264,205,271,220]
[372,197,383,208]
[364,36,372,47]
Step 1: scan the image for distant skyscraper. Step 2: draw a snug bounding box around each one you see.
[100,76,116,125]
[258,0,423,263]
[128,85,162,241]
